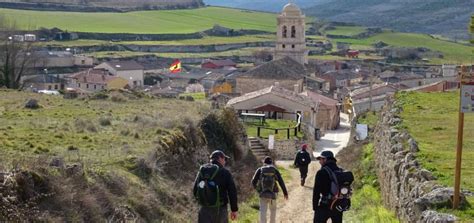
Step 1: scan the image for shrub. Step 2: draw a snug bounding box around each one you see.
[111,93,127,103]
[99,117,112,126]
[25,99,40,109]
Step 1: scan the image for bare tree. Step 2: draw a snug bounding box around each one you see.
[0,16,37,89]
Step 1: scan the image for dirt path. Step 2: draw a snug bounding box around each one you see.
[270,113,351,222]
[274,160,320,223]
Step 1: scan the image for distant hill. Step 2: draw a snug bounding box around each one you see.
[0,0,204,11]
[304,0,473,40]
[204,0,472,40]
[204,0,326,12]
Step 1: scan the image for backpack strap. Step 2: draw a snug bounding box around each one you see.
[209,165,219,180]
[323,166,339,188]
[199,164,220,180]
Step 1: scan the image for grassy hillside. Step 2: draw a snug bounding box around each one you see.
[0,6,276,33]
[330,31,473,64]
[0,90,259,221]
[305,0,472,40]
[397,91,474,219]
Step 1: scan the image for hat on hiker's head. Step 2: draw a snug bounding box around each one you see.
[210,150,230,160]
[316,150,336,161]
[263,156,273,164]
[301,144,308,150]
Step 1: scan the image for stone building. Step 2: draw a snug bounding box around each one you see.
[235,57,305,95]
[274,2,308,65]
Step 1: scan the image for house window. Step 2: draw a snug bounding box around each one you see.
[78,83,81,87]
[54,85,58,90]
[81,60,85,65]
[282,44,286,48]
[292,44,295,49]
[94,85,97,90]
[86,84,89,89]
[48,85,52,90]
[291,26,296,38]
[282,26,287,38]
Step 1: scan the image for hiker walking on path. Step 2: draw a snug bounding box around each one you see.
[251,156,289,223]
[313,150,344,223]
[193,150,238,223]
[294,144,312,186]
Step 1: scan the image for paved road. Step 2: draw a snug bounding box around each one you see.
[314,113,351,157]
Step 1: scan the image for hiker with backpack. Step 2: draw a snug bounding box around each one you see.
[313,150,354,223]
[193,150,238,223]
[294,144,312,186]
[251,156,288,223]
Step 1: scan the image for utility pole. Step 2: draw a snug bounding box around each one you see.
[369,63,374,112]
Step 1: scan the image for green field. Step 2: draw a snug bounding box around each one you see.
[330,32,473,64]
[326,26,366,36]
[397,91,474,219]
[0,7,277,34]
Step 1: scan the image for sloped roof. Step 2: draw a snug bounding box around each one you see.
[203,59,236,67]
[227,85,316,108]
[105,61,144,71]
[241,57,306,80]
[70,69,119,84]
[302,90,339,107]
[350,83,397,97]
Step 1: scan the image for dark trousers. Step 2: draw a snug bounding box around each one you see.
[313,207,343,223]
[299,165,309,180]
[198,206,228,223]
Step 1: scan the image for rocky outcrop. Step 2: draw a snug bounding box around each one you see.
[374,96,464,222]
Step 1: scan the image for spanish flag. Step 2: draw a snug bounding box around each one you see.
[169,59,182,73]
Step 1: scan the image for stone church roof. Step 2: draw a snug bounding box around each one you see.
[282,3,302,16]
[241,57,306,80]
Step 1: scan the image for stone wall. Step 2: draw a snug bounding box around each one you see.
[373,96,464,222]
[44,41,274,53]
[261,139,310,160]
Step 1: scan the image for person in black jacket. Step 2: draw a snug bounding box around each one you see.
[313,150,343,223]
[294,144,312,186]
[193,150,238,223]
[251,156,288,223]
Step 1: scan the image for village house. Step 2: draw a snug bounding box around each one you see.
[22,74,67,91]
[68,69,129,92]
[319,70,363,90]
[33,51,94,68]
[200,69,238,92]
[95,61,144,88]
[201,59,237,69]
[227,83,318,128]
[235,57,305,94]
[302,90,340,130]
[304,76,330,93]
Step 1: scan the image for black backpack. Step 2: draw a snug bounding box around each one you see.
[323,166,354,212]
[297,151,310,166]
[258,165,276,199]
[194,164,221,207]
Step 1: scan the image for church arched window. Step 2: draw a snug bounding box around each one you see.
[282,26,287,38]
[291,26,296,38]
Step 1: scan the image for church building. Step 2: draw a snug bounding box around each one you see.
[274,2,308,65]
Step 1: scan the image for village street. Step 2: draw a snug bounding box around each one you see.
[274,113,351,222]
